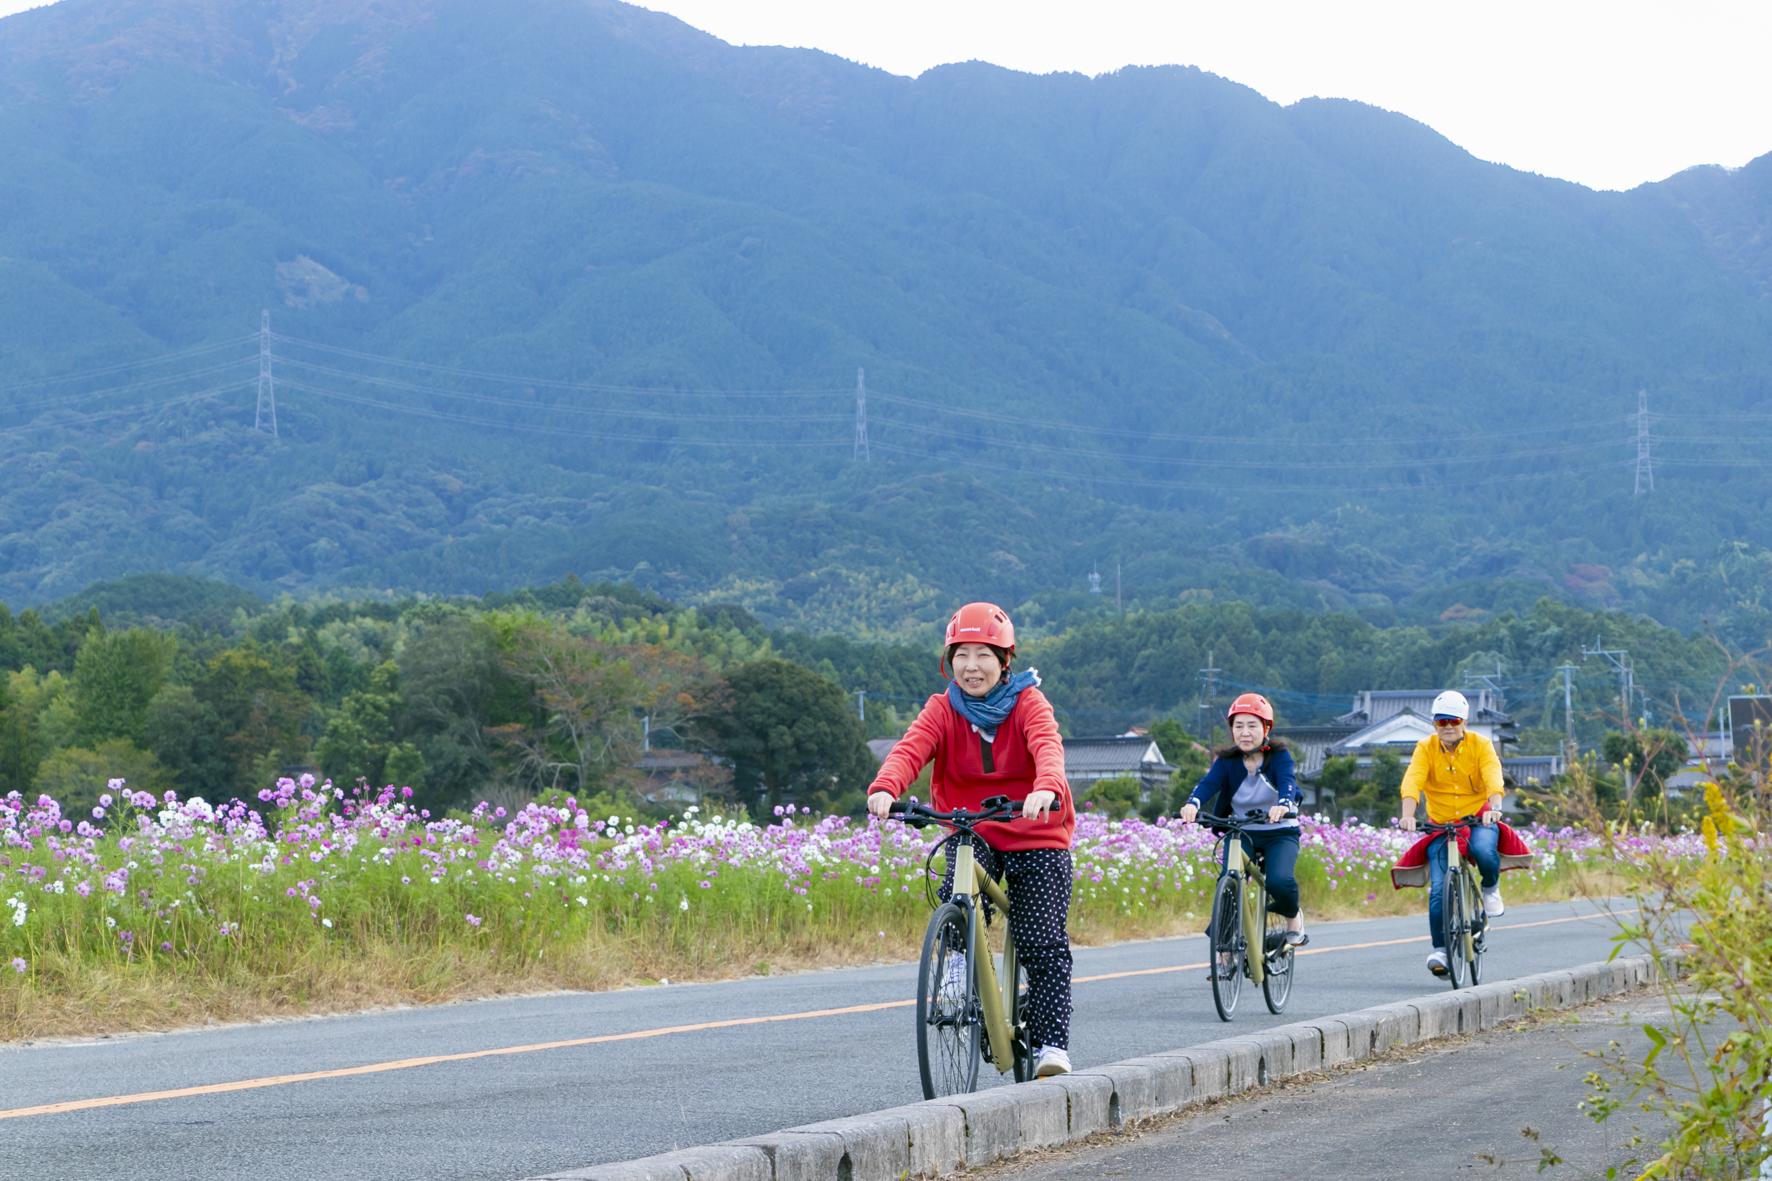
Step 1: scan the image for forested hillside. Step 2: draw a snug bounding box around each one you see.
[0,574,1744,824]
[2,0,1771,639]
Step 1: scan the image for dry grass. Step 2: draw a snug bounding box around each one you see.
[1,866,1619,1042]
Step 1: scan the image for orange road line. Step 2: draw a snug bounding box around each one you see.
[0,905,1632,1122]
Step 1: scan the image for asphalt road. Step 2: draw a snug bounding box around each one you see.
[0,897,1637,1181]
[969,993,1681,1181]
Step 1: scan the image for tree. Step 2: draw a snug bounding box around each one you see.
[491,619,648,796]
[144,683,229,798]
[0,668,70,796]
[395,612,506,811]
[1601,728,1688,814]
[195,644,312,794]
[33,739,170,814]
[314,662,399,786]
[689,658,872,815]
[71,627,175,747]
[1082,775,1142,819]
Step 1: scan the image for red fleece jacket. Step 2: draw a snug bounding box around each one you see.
[867,688,1075,851]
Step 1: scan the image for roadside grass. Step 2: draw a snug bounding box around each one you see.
[0,780,1669,1041]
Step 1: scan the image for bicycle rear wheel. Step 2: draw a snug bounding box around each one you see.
[1261,899,1294,1014]
[1005,951,1033,1083]
[1441,868,1469,989]
[1208,873,1244,1021]
[917,901,981,1098]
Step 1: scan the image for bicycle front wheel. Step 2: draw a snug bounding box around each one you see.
[1208,873,1244,1021]
[1261,900,1295,1014]
[917,901,981,1098]
[1468,878,1486,985]
[1441,868,1470,989]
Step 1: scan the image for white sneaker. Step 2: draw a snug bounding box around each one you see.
[1034,1046,1072,1078]
[1425,948,1449,977]
[1482,886,1505,917]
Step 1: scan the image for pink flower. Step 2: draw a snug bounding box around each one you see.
[465,914,482,927]
[9,958,23,974]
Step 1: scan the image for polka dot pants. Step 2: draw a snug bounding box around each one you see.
[938,836,1074,1052]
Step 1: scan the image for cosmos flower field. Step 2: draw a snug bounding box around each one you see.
[0,777,1694,1037]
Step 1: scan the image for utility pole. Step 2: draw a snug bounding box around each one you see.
[855,689,866,723]
[1462,659,1507,712]
[1633,389,1653,496]
[1583,640,1634,730]
[254,309,278,437]
[1556,663,1577,759]
[852,367,869,461]
[1115,558,1122,614]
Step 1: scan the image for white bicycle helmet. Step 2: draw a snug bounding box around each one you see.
[1430,689,1470,720]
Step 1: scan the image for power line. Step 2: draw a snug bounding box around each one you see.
[869,439,1625,494]
[0,335,256,393]
[270,333,848,397]
[273,357,847,422]
[870,388,1626,447]
[0,357,256,415]
[870,412,1630,471]
[281,380,847,448]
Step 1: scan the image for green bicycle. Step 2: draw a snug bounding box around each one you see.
[1199,810,1299,1021]
[890,796,1033,1099]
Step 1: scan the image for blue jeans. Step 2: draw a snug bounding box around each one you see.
[1222,827,1301,919]
[1426,824,1500,949]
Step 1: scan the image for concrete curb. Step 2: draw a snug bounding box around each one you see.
[525,953,1675,1181]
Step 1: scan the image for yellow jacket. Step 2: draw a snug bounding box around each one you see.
[1399,731,1504,824]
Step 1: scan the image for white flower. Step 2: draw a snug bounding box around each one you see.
[321,918,333,928]
[678,896,689,912]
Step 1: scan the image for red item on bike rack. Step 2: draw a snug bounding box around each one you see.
[1390,821,1535,890]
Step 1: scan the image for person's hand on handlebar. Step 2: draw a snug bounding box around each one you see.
[1267,803,1291,824]
[1021,790,1058,822]
[867,790,894,819]
[1177,801,1198,824]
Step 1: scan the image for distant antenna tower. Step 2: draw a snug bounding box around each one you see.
[1088,564,1102,595]
[254,309,278,437]
[1633,389,1653,496]
[852,367,869,461]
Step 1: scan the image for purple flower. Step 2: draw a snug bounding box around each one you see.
[465,914,482,927]
[9,957,23,974]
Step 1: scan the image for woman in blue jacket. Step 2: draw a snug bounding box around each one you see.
[1179,692,1306,961]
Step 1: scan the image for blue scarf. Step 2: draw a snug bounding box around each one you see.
[946,668,1041,742]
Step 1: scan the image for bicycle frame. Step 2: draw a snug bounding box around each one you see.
[947,836,1021,1075]
[1216,834,1269,988]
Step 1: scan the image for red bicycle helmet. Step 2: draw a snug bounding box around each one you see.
[944,602,1015,653]
[941,602,1016,680]
[1226,692,1275,729]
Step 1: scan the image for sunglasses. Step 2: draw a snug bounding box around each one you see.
[1433,717,1464,727]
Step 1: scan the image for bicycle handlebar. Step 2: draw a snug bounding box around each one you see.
[1194,809,1300,829]
[887,796,1023,828]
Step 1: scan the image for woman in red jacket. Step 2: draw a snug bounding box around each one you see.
[866,601,1076,1078]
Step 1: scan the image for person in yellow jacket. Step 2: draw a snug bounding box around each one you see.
[1398,689,1506,978]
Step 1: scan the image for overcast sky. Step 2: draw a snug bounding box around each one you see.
[2,0,1767,191]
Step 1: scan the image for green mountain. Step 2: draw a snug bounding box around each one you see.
[3,0,1771,640]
